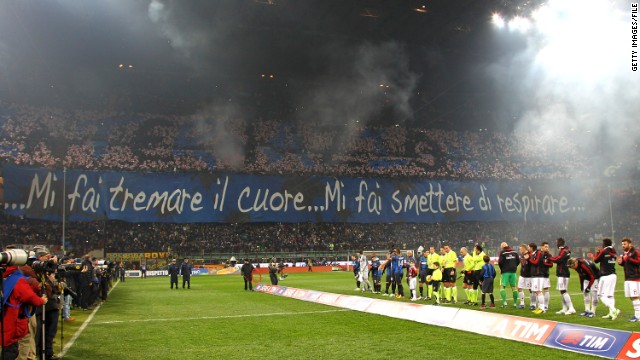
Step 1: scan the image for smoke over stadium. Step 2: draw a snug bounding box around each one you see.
[0,1,638,357]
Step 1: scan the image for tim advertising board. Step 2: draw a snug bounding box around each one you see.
[544,322,631,358]
[450,309,556,344]
[617,332,640,359]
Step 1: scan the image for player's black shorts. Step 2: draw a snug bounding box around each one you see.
[463,271,474,286]
[443,267,456,282]
[393,272,404,283]
[419,270,429,283]
[386,272,393,283]
[473,270,482,287]
[372,272,381,283]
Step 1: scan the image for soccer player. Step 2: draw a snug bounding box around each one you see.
[593,238,620,319]
[471,244,486,306]
[617,237,640,322]
[370,253,382,294]
[351,255,360,290]
[442,245,458,303]
[358,250,372,292]
[409,260,419,301]
[540,242,553,310]
[381,252,394,296]
[497,242,519,308]
[460,247,475,305]
[418,249,428,299]
[528,243,547,314]
[516,244,532,309]
[479,255,497,309]
[549,238,576,315]
[392,248,406,298]
[567,258,600,318]
[426,246,439,300]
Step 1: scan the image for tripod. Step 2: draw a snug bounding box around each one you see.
[36,273,47,360]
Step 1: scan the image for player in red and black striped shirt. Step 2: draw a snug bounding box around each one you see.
[593,238,620,320]
[618,237,640,322]
[568,258,600,318]
[549,238,576,315]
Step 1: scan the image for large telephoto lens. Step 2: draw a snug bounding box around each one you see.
[0,249,29,266]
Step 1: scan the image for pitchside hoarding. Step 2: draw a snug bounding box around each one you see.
[254,283,637,359]
[543,323,631,359]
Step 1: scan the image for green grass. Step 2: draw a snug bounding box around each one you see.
[57,269,633,359]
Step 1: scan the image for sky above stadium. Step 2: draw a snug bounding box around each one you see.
[0,0,637,145]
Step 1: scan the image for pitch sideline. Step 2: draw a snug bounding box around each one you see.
[59,279,121,358]
[93,309,350,325]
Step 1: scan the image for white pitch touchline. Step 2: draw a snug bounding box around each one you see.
[93,309,351,325]
[58,279,121,358]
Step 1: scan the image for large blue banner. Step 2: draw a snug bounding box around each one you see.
[1,165,599,223]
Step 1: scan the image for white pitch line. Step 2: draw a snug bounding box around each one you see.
[93,309,350,325]
[58,279,121,358]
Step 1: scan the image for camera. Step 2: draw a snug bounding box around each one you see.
[59,263,82,272]
[31,259,57,274]
[0,249,29,266]
[55,263,82,280]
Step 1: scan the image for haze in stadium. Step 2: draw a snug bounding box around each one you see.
[0,0,638,358]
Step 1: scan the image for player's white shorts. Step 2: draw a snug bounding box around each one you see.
[531,277,545,292]
[543,278,551,289]
[597,274,616,298]
[518,276,531,290]
[409,277,417,290]
[625,281,640,298]
[359,270,369,281]
[582,279,599,294]
[556,277,569,291]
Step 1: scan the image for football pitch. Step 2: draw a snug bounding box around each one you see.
[59,270,635,359]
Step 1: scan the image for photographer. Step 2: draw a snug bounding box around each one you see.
[87,257,101,307]
[5,246,41,360]
[96,260,112,303]
[2,258,48,360]
[30,246,61,360]
[78,255,93,311]
[58,257,80,322]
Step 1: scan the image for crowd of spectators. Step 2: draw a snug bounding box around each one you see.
[1,102,636,180]
[0,101,638,258]
[1,207,638,258]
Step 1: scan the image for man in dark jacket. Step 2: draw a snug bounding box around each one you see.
[180,258,192,289]
[268,258,278,285]
[168,259,179,289]
[240,259,254,291]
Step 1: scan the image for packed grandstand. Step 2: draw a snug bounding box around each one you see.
[0,101,638,264]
